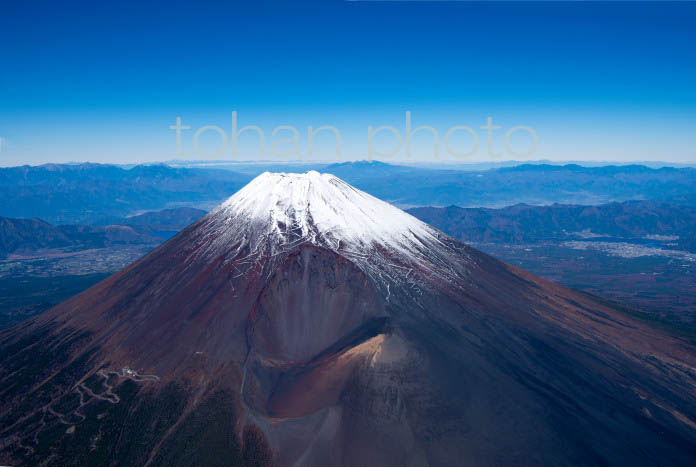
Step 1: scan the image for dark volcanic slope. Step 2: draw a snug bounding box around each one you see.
[406,201,696,326]
[2,172,696,467]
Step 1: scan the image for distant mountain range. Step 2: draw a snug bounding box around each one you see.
[94,207,208,238]
[0,163,246,224]
[0,207,207,259]
[3,172,696,465]
[3,162,696,224]
[407,200,696,252]
[4,198,693,261]
[324,161,696,208]
[2,163,696,330]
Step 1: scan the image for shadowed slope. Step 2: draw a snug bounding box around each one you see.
[1,172,696,466]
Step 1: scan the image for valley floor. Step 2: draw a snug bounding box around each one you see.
[474,241,696,327]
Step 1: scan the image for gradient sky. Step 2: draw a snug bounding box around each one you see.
[1,1,695,165]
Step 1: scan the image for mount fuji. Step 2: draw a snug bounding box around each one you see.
[2,172,696,466]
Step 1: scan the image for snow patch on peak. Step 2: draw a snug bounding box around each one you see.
[196,171,471,297]
[213,171,440,254]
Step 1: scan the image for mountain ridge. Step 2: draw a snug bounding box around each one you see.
[407,200,696,248]
[0,207,207,259]
[4,161,696,224]
[1,172,696,466]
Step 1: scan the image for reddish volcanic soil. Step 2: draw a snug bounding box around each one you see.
[2,172,696,466]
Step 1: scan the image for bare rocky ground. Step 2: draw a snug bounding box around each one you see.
[2,174,696,466]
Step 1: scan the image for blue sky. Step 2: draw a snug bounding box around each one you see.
[1,1,695,165]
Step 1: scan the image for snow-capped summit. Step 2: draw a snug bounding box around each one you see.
[197,171,470,290]
[6,173,696,467]
[214,171,439,251]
